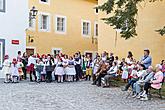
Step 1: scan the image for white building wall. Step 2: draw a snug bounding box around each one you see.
[0,0,28,78]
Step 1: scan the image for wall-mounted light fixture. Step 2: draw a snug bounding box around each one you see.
[28,35,34,43]
[29,6,38,21]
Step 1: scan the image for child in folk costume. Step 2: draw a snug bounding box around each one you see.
[36,58,44,83]
[45,55,54,83]
[10,58,19,83]
[74,53,83,81]
[81,55,87,79]
[65,56,76,82]
[92,56,101,81]
[2,55,11,83]
[17,58,24,81]
[54,55,65,83]
[86,55,93,81]
[121,62,129,82]
[63,55,69,81]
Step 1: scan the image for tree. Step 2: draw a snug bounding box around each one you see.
[97,0,164,39]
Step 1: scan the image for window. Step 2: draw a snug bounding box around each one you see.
[0,39,5,69]
[81,20,91,37]
[38,13,50,32]
[94,5,98,15]
[42,15,48,29]
[0,0,5,12]
[29,19,36,30]
[55,15,67,34]
[41,0,48,2]
[94,22,98,37]
[95,7,98,14]
[39,0,50,4]
[52,48,62,56]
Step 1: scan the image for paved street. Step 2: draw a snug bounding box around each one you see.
[0,80,164,110]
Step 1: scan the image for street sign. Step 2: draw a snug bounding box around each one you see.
[12,40,19,45]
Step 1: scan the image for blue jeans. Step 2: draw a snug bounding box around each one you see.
[133,82,142,94]
[125,78,138,90]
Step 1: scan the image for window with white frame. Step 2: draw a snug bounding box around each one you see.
[39,0,50,5]
[55,15,67,34]
[39,13,50,32]
[40,0,48,3]
[94,5,98,15]
[94,22,98,37]
[82,20,91,36]
[0,0,5,12]
[52,48,62,56]
[95,7,98,14]
[42,15,48,29]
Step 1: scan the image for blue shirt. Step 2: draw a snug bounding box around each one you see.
[141,55,152,69]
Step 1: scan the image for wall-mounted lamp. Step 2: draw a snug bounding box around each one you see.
[28,35,34,43]
[29,6,38,21]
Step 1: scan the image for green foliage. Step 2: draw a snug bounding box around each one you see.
[98,0,165,39]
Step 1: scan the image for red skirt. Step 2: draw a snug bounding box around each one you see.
[26,64,35,73]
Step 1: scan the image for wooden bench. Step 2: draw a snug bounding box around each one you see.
[108,75,122,87]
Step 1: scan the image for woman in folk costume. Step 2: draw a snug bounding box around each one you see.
[92,56,101,82]
[74,53,83,81]
[45,55,54,83]
[22,52,28,80]
[41,54,47,82]
[125,51,134,65]
[65,56,76,82]
[17,58,24,81]
[54,55,65,83]
[85,55,93,81]
[3,55,11,83]
[10,58,19,83]
[63,55,69,81]
[27,54,37,82]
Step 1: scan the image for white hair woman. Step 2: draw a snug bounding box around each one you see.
[140,64,164,101]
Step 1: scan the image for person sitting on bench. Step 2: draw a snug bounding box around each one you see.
[92,60,110,87]
[140,64,164,101]
[102,62,118,87]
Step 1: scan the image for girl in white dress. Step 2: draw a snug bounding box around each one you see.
[17,59,24,81]
[2,55,11,83]
[63,55,69,81]
[65,56,76,82]
[121,62,129,82]
[10,58,19,83]
[54,56,64,82]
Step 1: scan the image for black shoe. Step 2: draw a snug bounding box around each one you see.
[92,82,96,85]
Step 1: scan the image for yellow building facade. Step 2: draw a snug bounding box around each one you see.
[98,0,165,64]
[26,0,98,57]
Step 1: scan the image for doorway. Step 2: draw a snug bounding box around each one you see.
[26,48,35,57]
[84,51,93,59]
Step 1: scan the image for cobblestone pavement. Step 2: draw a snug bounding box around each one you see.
[0,80,164,110]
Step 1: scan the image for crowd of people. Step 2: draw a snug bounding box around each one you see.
[2,49,165,101]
